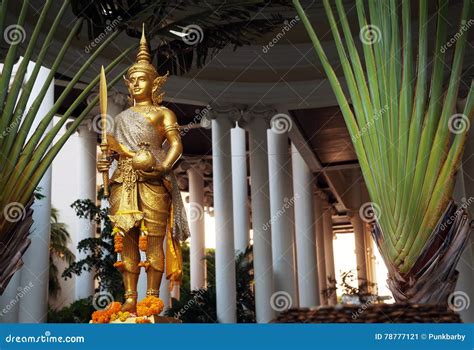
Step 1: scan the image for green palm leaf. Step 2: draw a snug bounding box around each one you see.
[294,0,473,302]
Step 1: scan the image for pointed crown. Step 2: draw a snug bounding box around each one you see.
[127,24,159,79]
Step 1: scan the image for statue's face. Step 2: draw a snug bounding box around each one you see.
[128,71,152,100]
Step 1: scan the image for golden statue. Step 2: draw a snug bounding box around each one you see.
[97,26,189,315]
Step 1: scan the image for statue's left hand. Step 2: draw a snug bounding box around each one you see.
[136,164,166,180]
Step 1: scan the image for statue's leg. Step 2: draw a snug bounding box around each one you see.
[110,183,140,312]
[146,235,165,297]
[138,182,171,297]
[121,228,140,311]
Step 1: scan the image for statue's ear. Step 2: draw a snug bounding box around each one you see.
[152,72,169,92]
[152,77,160,92]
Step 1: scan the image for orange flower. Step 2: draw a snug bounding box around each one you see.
[91,301,123,323]
[138,235,147,251]
[114,234,124,253]
[136,296,164,317]
[113,261,124,270]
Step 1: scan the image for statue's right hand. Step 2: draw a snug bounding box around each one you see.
[97,158,112,172]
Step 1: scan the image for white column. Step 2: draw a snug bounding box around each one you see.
[18,62,54,323]
[188,165,206,290]
[267,129,298,307]
[364,223,377,294]
[246,110,274,323]
[73,123,97,300]
[19,167,52,323]
[291,144,319,307]
[350,180,368,291]
[350,216,367,292]
[323,204,337,305]
[231,125,250,253]
[171,285,180,301]
[352,214,368,290]
[314,191,328,305]
[211,107,236,323]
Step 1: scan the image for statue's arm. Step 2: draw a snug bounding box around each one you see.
[161,108,183,172]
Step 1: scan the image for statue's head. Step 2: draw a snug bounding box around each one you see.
[125,25,168,105]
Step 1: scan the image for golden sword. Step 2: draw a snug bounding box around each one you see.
[99,65,110,197]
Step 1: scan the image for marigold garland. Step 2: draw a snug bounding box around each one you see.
[138,235,148,251]
[112,227,125,270]
[91,301,122,324]
[114,233,124,253]
[138,220,149,269]
[118,311,131,322]
[136,296,164,317]
[113,260,124,270]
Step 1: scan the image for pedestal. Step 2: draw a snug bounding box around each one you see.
[109,315,182,324]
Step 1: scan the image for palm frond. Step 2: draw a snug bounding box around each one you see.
[71,0,293,75]
[293,0,473,302]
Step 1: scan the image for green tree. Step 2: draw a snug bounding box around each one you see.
[62,193,124,300]
[49,208,75,299]
[166,246,255,323]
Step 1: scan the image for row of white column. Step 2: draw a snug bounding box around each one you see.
[185,106,339,323]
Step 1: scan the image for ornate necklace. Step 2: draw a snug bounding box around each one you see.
[133,104,158,118]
